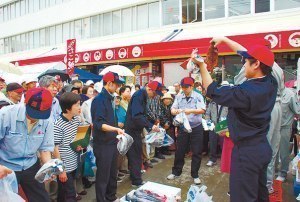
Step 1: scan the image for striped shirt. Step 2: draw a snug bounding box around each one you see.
[54,115,80,173]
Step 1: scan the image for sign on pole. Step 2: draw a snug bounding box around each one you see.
[66,39,76,75]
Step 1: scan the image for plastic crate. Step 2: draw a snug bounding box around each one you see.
[269,180,283,202]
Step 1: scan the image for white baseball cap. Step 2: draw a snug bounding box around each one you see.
[85,80,94,86]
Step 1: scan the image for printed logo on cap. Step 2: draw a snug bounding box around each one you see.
[264,34,278,49]
[289,32,300,48]
[118,48,127,59]
[132,46,142,58]
[106,50,114,60]
[94,51,102,61]
[83,52,90,62]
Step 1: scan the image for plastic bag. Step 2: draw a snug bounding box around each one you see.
[35,159,64,183]
[83,145,97,177]
[0,172,25,202]
[145,128,165,147]
[187,55,203,74]
[117,133,134,156]
[173,112,192,133]
[187,185,213,202]
[162,134,174,147]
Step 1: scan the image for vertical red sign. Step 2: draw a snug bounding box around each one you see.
[66,39,76,75]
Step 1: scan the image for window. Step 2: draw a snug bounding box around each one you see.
[10,3,15,20]
[3,6,8,21]
[0,8,3,23]
[28,31,34,49]
[40,0,46,9]
[0,39,4,54]
[99,14,103,36]
[33,30,39,48]
[21,33,27,50]
[4,38,9,53]
[82,17,91,39]
[55,24,62,44]
[49,26,55,46]
[45,27,50,46]
[275,0,300,10]
[16,1,21,18]
[39,29,46,47]
[103,12,112,36]
[137,4,148,30]
[49,0,56,7]
[149,2,160,28]
[255,0,270,13]
[121,8,132,33]
[74,19,82,39]
[34,0,40,12]
[20,0,26,16]
[69,21,74,38]
[182,0,200,23]
[162,0,180,25]
[132,6,137,31]
[56,0,63,4]
[112,10,121,34]
[204,0,225,20]
[91,15,100,37]
[11,36,16,52]
[63,22,70,41]
[28,0,34,13]
[229,0,251,16]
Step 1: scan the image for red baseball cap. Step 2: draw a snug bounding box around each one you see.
[25,88,53,120]
[181,77,195,87]
[237,45,274,67]
[148,81,163,96]
[6,83,24,93]
[103,72,124,84]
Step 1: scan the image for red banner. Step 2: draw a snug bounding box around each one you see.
[66,39,76,75]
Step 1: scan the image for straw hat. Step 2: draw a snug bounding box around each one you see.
[161,93,173,100]
[168,86,176,95]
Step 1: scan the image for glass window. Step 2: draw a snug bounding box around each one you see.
[204,0,225,20]
[0,39,4,54]
[121,8,132,33]
[15,35,20,52]
[49,26,55,46]
[55,24,62,44]
[40,0,46,9]
[11,36,16,52]
[82,17,91,39]
[103,12,112,36]
[34,0,39,12]
[149,2,160,28]
[69,21,74,38]
[112,10,121,34]
[15,1,21,18]
[49,0,56,7]
[63,22,70,41]
[4,38,9,53]
[74,19,82,39]
[0,8,3,23]
[10,3,15,20]
[39,28,45,47]
[28,0,34,13]
[229,0,250,16]
[3,6,8,21]
[20,33,26,50]
[20,0,26,16]
[182,0,200,23]
[28,31,34,49]
[45,27,50,46]
[137,4,148,30]
[56,0,63,4]
[91,15,100,37]
[275,0,300,10]
[33,30,39,48]
[99,14,103,36]
[255,0,270,13]
[162,0,180,25]
[132,6,137,31]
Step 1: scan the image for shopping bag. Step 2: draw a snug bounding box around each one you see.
[35,159,64,183]
[117,133,134,156]
[187,185,213,202]
[145,129,166,147]
[83,146,96,177]
[173,112,192,133]
[162,134,174,147]
[0,172,25,202]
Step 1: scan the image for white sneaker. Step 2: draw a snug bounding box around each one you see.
[276,176,286,182]
[206,160,216,167]
[194,178,201,185]
[167,174,178,180]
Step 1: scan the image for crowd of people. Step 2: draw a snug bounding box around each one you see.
[0,35,299,202]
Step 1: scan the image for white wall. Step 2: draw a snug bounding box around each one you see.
[0,0,154,38]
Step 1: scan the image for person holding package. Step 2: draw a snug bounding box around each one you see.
[53,92,82,202]
[125,81,162,187]
[91,72,125,202]
[0,87,54,202]
[276,84,300,182]
[195,37,277,201]
[167,77,206,185]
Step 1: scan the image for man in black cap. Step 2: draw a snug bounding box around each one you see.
[125,81,162,187]
[91,72,125,202]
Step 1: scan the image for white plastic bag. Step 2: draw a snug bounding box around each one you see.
[0,172,25,202]
[35,159,64,183]
[173,112,192,133]
[145,128,166,147]
[187,185,213,202]
[117,133,134,156]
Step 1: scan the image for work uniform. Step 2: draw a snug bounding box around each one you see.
[207,75,277,202]
[125,89,153,185]
[234,62,284,189]
[91,88,118,202]
[171,90,206,178]
[278,88,300,178]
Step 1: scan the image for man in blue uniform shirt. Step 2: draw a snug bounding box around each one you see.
[91,72,125,202]
[125,81,162,187]
[193,39,277,202]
